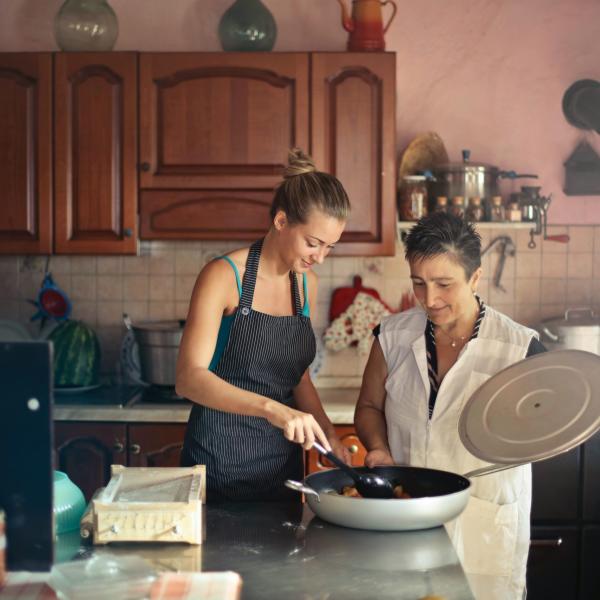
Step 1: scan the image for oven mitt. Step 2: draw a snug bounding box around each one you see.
[324,292,391,354]
[329,275,394,322]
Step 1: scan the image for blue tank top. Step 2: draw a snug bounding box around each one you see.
[208,256,310,371]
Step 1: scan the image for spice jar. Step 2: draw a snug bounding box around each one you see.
[507,201,522,222]
[433,196,448,213]
[490,196,505,222]
[465,197,484,222]
[448,196,465,219]
[397,175,428,220]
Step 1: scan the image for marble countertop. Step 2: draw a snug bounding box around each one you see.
[53,385,359,424]
[10,502,475,600]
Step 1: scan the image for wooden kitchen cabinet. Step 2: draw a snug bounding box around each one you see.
[128,423,187,468]
[311,53,396,256]
[54,53,137,254]
[0,53,53,255]
[0,52,137,255]
[139,52,396,255]
[54,422,186,501]
[306,425,367,474]
[54,422,127,502]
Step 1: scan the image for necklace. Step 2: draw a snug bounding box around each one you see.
[436,326,467,348]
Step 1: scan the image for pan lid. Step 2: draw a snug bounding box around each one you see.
[458,350,600,465]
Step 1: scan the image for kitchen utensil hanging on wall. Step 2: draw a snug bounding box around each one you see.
[336,0,397,51]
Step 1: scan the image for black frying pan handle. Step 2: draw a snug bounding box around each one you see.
[312,441,360,483]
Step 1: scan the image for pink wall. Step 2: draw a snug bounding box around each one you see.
[2,0,600,223]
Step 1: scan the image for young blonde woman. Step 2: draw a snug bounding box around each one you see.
[176,149,351,502]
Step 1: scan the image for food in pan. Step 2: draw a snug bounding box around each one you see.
[340,484,412,499]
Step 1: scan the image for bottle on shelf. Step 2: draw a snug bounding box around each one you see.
[449,196,465,219]
[433,196,448,213]
[507,201,522,222]
[490,196,506,222]
[397,175,428,221]
[465,197,484,222]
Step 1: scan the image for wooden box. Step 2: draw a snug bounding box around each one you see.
[93,465,205,545]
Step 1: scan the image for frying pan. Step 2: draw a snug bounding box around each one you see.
[288,350,600,531]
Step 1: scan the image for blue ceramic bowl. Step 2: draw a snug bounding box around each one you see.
[54,471,86,535]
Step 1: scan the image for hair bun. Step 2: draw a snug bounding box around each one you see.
[283,147,316,178]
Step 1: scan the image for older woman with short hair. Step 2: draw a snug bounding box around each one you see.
[355,212,545,600]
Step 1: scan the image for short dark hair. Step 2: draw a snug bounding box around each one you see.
[403,212,482,279]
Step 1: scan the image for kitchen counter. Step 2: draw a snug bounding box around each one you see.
[53,385,359,424]
[11,502,475,600]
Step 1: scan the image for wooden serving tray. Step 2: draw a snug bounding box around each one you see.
[93,465,205,545]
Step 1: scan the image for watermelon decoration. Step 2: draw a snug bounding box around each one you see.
[48,320,101,387]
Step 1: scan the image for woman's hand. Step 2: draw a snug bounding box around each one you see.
[328,435,352,465]
[364,448,395,468]
[265,402,331,451]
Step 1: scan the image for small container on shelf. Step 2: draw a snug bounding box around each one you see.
[507,201,522,222]
[397,175,428,221]
[490,196,506,222]
[433,196,448,213]
[465,197,484,222]
[449,196,465,219]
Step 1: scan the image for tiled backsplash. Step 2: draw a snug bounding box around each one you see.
[1,225,599,379]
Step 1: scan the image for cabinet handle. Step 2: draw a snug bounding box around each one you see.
[140,162,151,172]
[130,443,141,455]
[123,228,133,238]
[113,441,124,453]
[348,444,359,455]
[530,538,563,548]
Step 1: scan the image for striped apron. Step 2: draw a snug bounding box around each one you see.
[181,239,316,502]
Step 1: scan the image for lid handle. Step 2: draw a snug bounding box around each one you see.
[565,307,596,321]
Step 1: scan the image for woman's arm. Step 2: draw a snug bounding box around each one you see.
[354,338,394,467]
[176,259,330,450]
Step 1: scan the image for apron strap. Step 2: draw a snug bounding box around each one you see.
[289,271,303,316]
[239,239,262,309]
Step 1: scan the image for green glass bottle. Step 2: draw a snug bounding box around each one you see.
[218,0,277,52]
[54,0,118,51]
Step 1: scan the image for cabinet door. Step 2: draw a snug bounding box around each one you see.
[306,425,367,474]
[139,53,308,191]
[54,422,127,501]
[581,526,600,600]
[583,432,600,520]
[311,53,396,256]
[128,423,187,467]
[531,446,580,521]
[526,526,579,600]
[0,53,52,254]
[54,53,137,254]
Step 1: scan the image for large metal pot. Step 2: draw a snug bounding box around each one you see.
[540,308,600,354]
[124,315,185,386]
[428,149,537,206]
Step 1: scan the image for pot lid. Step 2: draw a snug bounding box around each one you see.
[458,350,600,465]
[432,149,498,173]
[541,308,600,332]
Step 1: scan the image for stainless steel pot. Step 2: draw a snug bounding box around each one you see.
[540,308,600,354]
[428,149,537,205]
[124,314,185,386]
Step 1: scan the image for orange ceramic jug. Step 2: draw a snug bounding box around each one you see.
[336,0,397,51]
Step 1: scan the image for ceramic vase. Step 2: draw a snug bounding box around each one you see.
[54,0,118,51]
[218,0,277,52]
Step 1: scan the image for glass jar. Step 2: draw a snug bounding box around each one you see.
[490,196,505,222]
[448,196,465,219]
[433,196,448,213]
[54,0,118,51]
[398,175,428,220]
[507,202,522,222]
[465,197,484,222]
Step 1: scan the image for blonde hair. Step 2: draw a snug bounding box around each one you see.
[270,148,350,224]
